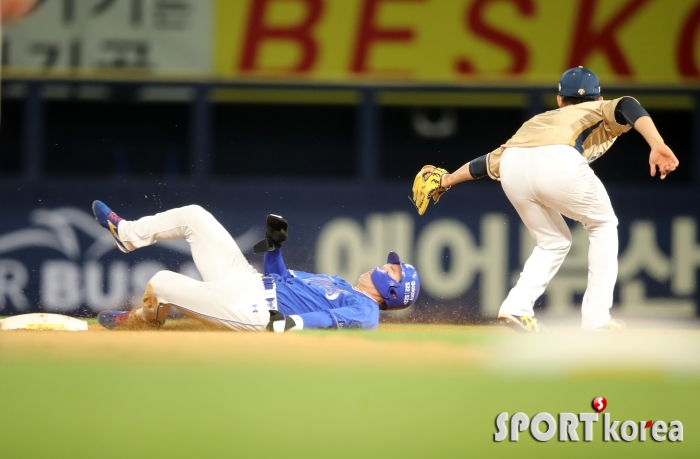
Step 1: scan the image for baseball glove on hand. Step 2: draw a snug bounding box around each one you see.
[411,165,449,216]
[253,214,288,254]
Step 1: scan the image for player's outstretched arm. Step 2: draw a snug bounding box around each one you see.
[439,151,496,187]
[423,155,487,189]
[614,98,679,180]
[633,116,679,179]
[266,305,379,332]
[440,161,475,187]
[263,249,291,278]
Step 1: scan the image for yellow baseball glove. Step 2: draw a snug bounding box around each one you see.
[411,165,449,216]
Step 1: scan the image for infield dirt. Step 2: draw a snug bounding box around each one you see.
[0,322,489,370]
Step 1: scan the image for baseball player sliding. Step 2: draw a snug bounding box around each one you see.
[412,67,679,332]
[92,201,420,332]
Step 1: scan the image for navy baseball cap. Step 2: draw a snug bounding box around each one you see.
[558,66,600,97]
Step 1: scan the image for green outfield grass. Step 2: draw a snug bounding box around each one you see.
[0,324,698,459]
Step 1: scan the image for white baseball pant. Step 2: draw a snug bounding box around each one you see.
[498,145,618,329]
[117,205,270,331]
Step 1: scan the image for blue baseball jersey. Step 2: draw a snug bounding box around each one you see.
[263,249,380,330]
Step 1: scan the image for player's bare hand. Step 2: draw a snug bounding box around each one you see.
[649,143,679,180]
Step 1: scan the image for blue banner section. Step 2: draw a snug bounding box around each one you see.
[0,181,698,321]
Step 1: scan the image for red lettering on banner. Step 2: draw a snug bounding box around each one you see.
[351,0,423,73]
[455,0,535,75]
[567,0,649,76]
[677,2,700,78]
[239,0,323,73]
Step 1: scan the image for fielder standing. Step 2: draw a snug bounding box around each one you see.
[412,67,679,332]
[92,201,420,332]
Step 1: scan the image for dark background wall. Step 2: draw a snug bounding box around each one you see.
[1,87,694,185]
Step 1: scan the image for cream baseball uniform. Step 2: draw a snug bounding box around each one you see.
[486,98,633,329]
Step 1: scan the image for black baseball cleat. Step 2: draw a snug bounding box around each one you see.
[498,313,544,333]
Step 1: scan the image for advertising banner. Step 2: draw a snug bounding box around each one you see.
[214,0,700,85]
[2,0,212,78]
[0,182,697,322]
[6,0,700,86]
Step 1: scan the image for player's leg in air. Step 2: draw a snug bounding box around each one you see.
[91,201,269,331]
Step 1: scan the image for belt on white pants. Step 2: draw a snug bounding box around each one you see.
[262,275,278,311]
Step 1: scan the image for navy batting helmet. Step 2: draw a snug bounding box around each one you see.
[370,251,420,310]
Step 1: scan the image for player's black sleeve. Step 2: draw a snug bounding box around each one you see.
[469,155,488,179]
[614,97,649,126]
